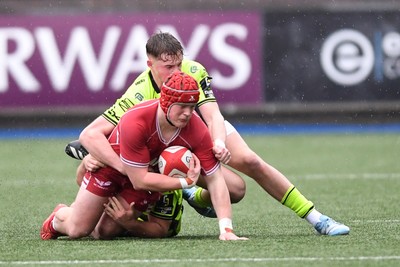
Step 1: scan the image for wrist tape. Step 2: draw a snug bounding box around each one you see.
[219,218,233,234]
[179,177,195,189]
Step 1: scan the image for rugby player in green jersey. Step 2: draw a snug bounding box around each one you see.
[70,32,349,236]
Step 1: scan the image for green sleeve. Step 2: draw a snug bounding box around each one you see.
[181,60,217,107]
[102,70,159,125]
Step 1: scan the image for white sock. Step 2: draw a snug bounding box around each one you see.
[305,209,323,226]
[51,218,57,231]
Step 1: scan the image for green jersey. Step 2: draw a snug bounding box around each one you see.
[102,59,216,126]
[136,190,183,237]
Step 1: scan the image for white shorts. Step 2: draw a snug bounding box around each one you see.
[224,120,237,136]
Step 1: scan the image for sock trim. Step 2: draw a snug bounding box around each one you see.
[281,185,295,205]
[301,205,315,219]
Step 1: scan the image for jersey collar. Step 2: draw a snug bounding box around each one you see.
[149,72,160,94]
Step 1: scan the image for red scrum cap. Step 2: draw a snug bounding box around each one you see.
[160,71,200,114]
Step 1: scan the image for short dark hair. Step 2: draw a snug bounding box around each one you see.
[146,32,183,61]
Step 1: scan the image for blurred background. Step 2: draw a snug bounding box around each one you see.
[1,0,400,132]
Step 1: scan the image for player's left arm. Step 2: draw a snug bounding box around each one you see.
[204,167,232,220]
[205,167,248,240]
[135,216,172,238]
[79,116,125,174]
[104,196,171,238]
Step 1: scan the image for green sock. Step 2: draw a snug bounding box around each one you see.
[281,185,314,218]
[194,188,211,207]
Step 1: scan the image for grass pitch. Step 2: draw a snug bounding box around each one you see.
[0,133,399,266]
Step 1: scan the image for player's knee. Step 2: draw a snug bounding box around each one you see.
[244,152,262,169]
[222,167,246,203]
[221,167,246,203]
[91,225,114,240]
[68,224,93,239]
[227,176,246,203]
[229,180,246,203]
[234,151,262,176]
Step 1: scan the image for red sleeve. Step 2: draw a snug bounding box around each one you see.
[118,109,151,168]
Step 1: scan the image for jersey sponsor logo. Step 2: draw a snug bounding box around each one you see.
[134,78,145,85]
[204,89,214,98]
[199,76,214,98]
[135,92,144,102]
[118,98,134,112]
[106,109,120,123]
[152,194,175,216]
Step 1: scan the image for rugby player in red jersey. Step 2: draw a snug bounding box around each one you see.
[41,71,248,241]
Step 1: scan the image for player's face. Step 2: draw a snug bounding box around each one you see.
[148,53,183,88]
[168,104,196,128]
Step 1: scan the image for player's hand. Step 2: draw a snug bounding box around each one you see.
[83,154,106,172]
[186,153,201,185]
[104,197,139,225]
[212,140,231,164]
[219,232,249,241]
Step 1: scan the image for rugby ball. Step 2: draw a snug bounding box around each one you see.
[158,146,192,177]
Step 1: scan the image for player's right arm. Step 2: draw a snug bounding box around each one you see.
[79,116,125,174]
[123,155,200,192]
[79,71,157,174]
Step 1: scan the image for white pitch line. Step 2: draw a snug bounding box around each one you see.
[350,219,400,223]
[294,173,400,180]
[1,256,400,265]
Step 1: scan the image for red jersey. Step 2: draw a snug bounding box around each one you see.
[110,99,220,176]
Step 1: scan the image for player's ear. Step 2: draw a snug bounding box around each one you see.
[147,59,152,68]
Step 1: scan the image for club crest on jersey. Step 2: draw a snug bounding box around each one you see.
[94,178,112,189]
[190,66,198,73]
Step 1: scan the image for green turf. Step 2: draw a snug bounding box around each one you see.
[1,134,399,267]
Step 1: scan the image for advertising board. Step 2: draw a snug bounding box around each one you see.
[264,11,400,103]
[0,11,262,108]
